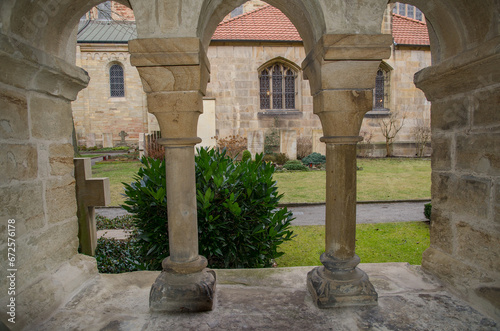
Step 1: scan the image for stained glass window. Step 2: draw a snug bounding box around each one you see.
[259,63,296,110]
[110,64,125,97]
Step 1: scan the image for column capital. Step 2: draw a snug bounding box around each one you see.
[302,34,393,94]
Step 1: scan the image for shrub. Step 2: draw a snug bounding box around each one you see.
[275,153,289,165]
[424,203,432,221]
[297,136,312,160]
[122,148,294,270]
[241,150,252,162]
[301,152,326,166]
[95,237,145,273]
[263,153,277,163]
[283,160,307,171]
[214,135,247,160]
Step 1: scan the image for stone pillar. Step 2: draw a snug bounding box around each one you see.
[302,34,392,308]
[129,37,215,312]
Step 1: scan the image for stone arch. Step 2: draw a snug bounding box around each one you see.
[3,0,132,61]
[257,56,301,73]
[197,0,326,53]
[390,0,499,63]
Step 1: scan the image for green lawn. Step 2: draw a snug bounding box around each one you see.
[93,158,431,206]
[92,162,142,206]
[275,222,430,267]
[274,158,431,203]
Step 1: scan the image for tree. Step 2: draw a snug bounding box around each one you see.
[378,111,406,157]
[411,121,431,157]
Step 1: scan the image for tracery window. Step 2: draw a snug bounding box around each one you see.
[259,63,297,110]
[109,64,125,97]
[373,68,390,111]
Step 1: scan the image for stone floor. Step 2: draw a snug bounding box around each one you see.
[34,263,498,331]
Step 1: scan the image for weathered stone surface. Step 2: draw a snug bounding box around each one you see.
[0,143,38,183]
[86,133,96,148]
[429,208,453,254]
[430,97,469,131]
[150,268,216,312]
[431,133,452,171]
[30,95,73,140]
[102,133,113,148]
[45,176,78,224]
[34,264,498,330]
[456,222,500,272]
[49,143,74,176]
[0,89,29,140]
[0,182,45,238]
[495,183,500,227]
[456,133,500,176]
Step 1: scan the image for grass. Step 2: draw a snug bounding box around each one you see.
[275,222,430,267]
[92,161,142,206]
[93,157,431,206]
[275,158,431,203]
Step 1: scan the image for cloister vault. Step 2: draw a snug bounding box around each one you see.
[0,0,499,328]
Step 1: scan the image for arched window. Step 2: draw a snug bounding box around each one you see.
[373,67,390,111]
[109,64,124,97]
[259,63,297,110]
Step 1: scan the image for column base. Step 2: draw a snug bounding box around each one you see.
[307,254,377,308]
[150,268,216,312]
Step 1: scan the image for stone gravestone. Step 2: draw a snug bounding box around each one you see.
[74,158,110,256]
[117,130,128,147]
[280,130,297,160]
[86,133,96,148]
[247,130,264,157]
[102,133,113,148]
[138,133,145,158]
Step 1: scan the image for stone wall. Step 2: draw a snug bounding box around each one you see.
[0,35,98,329]
[416,43,500,320]
[73,44,151,148]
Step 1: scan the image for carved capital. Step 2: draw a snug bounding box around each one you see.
[302,34,392,95]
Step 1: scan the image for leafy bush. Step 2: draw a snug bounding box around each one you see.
[283,160,307,171]
[301,152,326,166]
[424,203,432,221]
[263,153,277,163]
[95,237,145,273]
[122,148,294,270]
[275,153,289,165]
[241,150,252,162]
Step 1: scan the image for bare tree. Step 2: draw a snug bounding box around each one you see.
[378,111,406,157]
[411,121,431,157]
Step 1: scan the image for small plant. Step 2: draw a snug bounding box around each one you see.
[96,214,135,230]
[95,237,145,273]
[412,122,431,158]
[145,131,165,160]
[241,150,252,162]
[297,136,313,160]
[378,110,407,157]
[424,203,432,221]
[263,153,277,163]
[283,160,307,171]
[275,153,289,165]
[301,152,326,166]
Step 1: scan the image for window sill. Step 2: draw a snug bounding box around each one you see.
[364,109,390,118]
[109,97,127,101]
[258,110,303,117]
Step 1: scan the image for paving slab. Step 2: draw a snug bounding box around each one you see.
[35,263,497,330]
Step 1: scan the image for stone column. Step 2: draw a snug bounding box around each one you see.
[302,34,392,308]
[129,37,215,312]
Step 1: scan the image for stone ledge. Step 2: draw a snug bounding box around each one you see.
[257,110,303,117]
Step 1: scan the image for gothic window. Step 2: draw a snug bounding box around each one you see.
[373,68,390,111]
[415,8,423,21]
[259,63,297,110]
[109,64,125,97]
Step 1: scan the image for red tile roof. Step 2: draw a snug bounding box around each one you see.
[392,14,430,46]
[213,5,430,47]
[212,5,301,41]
